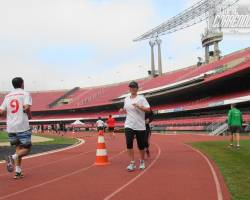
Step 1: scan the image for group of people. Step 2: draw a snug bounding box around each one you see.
[0,77,245,179]
[96,115,116,138]
[32,122,67,134]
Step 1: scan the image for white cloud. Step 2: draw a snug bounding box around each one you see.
[0,0,154,51]
[0,0,156,91]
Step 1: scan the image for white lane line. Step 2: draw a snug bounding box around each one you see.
[184,144,223,200]
[0,149,126,200]
[0,139,85,164]
[103,143,161,200]
[0,150,94,177]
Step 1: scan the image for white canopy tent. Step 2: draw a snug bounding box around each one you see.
[71,120,85,126]
[71,119,84,125]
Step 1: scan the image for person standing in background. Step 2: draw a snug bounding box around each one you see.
[227,103,243,148]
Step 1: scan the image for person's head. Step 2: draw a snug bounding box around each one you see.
[98,117,101,120]
[109,115,112,118]
[128,81,139,95]
[12,77,24,89]
[231,103,236,109]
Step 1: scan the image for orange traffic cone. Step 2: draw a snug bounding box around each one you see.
[95,130,109,165]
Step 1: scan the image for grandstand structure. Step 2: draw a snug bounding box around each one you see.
[1,47,250,131]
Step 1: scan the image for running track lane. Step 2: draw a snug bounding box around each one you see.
[0,134,230,200]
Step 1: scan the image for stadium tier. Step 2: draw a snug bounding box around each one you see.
[1,47,250,131]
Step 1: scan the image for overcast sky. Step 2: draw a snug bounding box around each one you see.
[0,0,249,91]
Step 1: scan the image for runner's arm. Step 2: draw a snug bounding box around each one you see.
[23,104,32,119]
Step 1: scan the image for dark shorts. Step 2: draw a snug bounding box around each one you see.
[229,126,242,134]
[97,127,104,131]
[125,128,146,150]
[8,129,32,148]
[108,127,114,132]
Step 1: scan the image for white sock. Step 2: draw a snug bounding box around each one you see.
[12,154,18,161]
[15,166,21,173]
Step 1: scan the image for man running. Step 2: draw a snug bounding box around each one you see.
[106,115,116,139]
[0,77,32,179]
[96,117,105,132]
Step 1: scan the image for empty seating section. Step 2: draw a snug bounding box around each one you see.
[154,90,250,111]
[51,83,129,110]
[31,91,66,111]
[54,88,91,109]
[152,116,227,126]
[33,109,119,120]
[178,48,250,81]
[138,67,194,91]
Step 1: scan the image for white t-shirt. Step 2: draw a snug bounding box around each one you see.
[124,95,150,130]
[96,119,105,127]
[0,88,32,133]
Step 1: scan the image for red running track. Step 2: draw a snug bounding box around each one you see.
[0,133,231,200]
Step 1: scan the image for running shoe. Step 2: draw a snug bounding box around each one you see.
[5,156,14,173]
[127,161,136,172]
[139,160,145,170]
[13,172,24,179]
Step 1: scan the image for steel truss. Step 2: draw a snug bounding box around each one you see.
[134,0,239,42]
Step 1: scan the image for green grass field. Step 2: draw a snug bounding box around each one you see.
[0,131,8,142]
[0,131,78,162]
[34,134,78,145]
[0,131,77,145]
[192,140,250,200]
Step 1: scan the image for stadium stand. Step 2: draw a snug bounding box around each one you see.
[1,47,250,132]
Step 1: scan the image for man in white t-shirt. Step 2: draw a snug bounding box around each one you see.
[96,117,106,132]
[119,81,150,171]
[0,77,32,179]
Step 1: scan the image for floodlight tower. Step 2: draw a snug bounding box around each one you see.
[134,0,239,75]
[156,38,163,76]
[149,40,156,77]
[202,1,223,63]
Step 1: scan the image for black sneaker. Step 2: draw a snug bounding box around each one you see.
[5,156,14,173]
[13,172,24,179]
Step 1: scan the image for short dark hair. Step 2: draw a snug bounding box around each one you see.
[128,81,139,88]
[12,77,24,89]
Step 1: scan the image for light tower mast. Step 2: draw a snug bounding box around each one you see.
[134,0,239,75]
